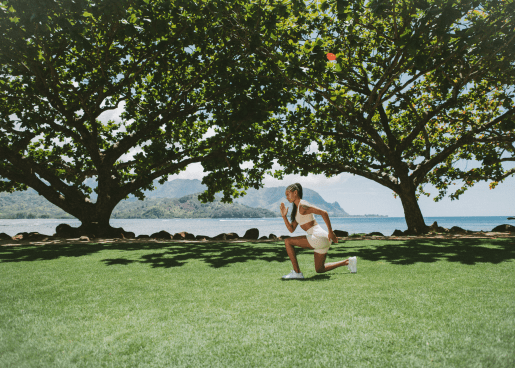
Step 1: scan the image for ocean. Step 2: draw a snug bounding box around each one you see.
[0,216,512,238]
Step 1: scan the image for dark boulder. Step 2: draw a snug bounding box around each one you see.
[137,234,150,239]
[243,228,259,240]
[212,233,239,240]
[196,235,210,241]
[0,232,12,240]
[450,226,468,234]
[334,230,349,237]
[151,230,172,239]
[429,221,448,233]
[122,231,135,239]
[55,224,81,238]
[491,224,515,232]
[173,232,195,240]
[259,236,268,240]
[268,234,278,240]
[226,232,239,240]
[55,223,132,239]
[391,229,404,236]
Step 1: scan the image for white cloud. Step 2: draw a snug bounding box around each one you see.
[169,162,206,180]
[97,101,125,125]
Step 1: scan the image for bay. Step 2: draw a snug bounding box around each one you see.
[0,216,511,238]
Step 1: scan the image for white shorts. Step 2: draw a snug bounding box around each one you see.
[305,224,331,254]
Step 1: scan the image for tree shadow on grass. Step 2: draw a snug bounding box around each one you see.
[330,238,515,265]
[0,238,514,269]
[0,241,290,269]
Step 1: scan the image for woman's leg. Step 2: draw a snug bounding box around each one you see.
[284,236,313,273]
[314,252,349,273]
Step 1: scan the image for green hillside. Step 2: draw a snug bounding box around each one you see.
[0,190,278,219]
[111,193,278,219]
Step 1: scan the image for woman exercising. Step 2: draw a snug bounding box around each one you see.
[280,183,357,279]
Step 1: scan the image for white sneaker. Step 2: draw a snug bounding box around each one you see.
[282,270,304,279]
[348,257,357,273]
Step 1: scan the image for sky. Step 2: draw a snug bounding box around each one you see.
[168,162,515,218]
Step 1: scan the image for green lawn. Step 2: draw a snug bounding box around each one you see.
[1,238,514,367]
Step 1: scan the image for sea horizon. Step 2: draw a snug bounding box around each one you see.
[0,216,512,238]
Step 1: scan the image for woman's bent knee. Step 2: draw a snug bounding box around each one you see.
[315,265,325,273]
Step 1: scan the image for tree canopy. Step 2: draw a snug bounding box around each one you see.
[240,0,515,233]
[0,0,296,236]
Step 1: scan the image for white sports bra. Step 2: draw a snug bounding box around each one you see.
[295,199,317,226]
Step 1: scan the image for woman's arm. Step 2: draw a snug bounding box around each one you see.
[280,202,298,233]
[299,203,338,243]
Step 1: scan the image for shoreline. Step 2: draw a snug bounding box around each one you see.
[1,227,514,247]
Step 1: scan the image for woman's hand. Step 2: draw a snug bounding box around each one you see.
[328,230,338,244]
[280,202,289,217]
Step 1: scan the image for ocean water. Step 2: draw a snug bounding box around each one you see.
[0,216,512,238]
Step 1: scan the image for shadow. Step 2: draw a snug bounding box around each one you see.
[1,238,514,270]
[329,238,515,265]
[0,240,290,269]
[302,274,332,281]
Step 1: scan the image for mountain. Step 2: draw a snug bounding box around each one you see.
[132,179,349,216]
[111,193,277,219]
[0,179,350,219]
[0,189,277,219]
[234,186,349,217]
[86,178,206,201]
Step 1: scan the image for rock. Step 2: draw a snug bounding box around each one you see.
[491,224,515,232]
[429,221,449,233]
[212,233,239,240]
[226,232,239,240]
[122,232,135,239]
[0,232,11,240]
[268,234,278,240]
[259,236,268,240]
[334,230,349,237]
[429,221,439,231]
[391,229,404,236]
[56,224,81,238]
[151,230,172,239]
[12,234,24,240]
[243,228,259,240]
[173,232,195,240]
[279,235,290,239]
[450,226,468,234]
[196,235,210,241]
[213,233,227,240]
[26,232,50,241]
[79,236,90,242]
[137,234,150,239]
[367,232,384,237]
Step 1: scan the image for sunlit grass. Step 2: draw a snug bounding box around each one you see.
[1,238,514,367]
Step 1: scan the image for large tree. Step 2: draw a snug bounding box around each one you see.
[238,0,515,233]
[0,0,294,236]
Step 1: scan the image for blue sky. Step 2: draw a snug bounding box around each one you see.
[170,162,514,217]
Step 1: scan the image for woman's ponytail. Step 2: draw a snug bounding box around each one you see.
[286,183,303,223]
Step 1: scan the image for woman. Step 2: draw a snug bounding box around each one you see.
[280,183,357,279]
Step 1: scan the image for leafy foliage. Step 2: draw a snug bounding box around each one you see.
[243,0,515,231]
[0,0,295,228]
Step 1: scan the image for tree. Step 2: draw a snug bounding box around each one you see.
[0,0,293,236]
[245,0,515,233]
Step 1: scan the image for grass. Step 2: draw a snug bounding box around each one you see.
[1,237,514,367]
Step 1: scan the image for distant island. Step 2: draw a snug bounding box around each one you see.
[0,179,387,219]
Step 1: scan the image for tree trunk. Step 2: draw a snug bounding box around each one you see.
[397,187,428,234]
[55,202,132,239]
